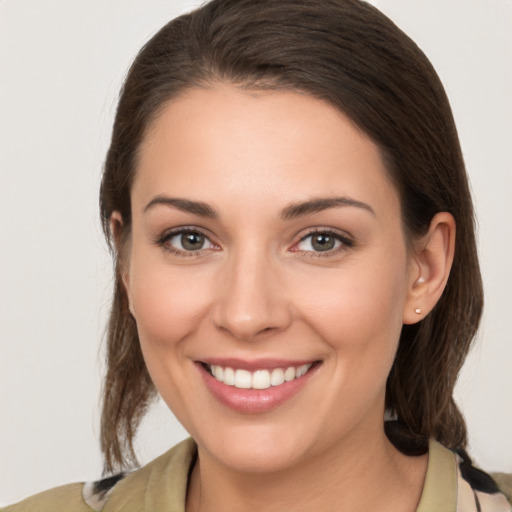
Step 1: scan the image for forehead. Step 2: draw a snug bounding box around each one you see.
[133,84,399,219]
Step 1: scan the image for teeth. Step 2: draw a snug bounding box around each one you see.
[296,364,310,377]
[208,363,313,389]
[270,368,285,386]
[212,365,224,381]
[284,367,296,381]
[224,367,235,386]
[252,370,271,390]
[234,369,252,389]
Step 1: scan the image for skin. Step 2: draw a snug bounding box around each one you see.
[117,84,455,512]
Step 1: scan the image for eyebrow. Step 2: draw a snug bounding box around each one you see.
[143,195,374,220]
[280,197,375,220]
[144,196,218,218]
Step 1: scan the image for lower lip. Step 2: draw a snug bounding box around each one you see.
[197,363,320,414]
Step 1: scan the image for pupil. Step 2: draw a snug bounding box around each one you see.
[182,232,204,250]
[312,234,334,251]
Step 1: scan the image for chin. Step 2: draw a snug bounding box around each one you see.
[192,419,326,474]
[210,441,303,474]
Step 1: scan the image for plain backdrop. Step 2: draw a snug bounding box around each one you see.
[1,0,511,506]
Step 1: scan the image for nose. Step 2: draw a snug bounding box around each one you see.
[212,248,292,342]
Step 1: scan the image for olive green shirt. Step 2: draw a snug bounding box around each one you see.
[3,438,511,511]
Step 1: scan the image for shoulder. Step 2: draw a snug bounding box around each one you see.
[1,483,93,512]
[99,437,196,511]
[1,438,196,512]
[416,439,511,512]
[453,445,512,511]
[492,473,512,503]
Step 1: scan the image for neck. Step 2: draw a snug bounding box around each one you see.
[186,425,427,512]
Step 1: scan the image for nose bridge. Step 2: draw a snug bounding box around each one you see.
[213,242,291,340]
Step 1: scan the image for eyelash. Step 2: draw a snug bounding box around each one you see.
[154,227,354,257]
[154,227,218,257]
[292,229,354,257]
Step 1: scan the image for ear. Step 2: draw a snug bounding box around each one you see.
[110,211,135,317]
[110,211,124,249]
[403,212,456,324]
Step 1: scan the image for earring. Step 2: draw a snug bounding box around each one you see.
[414,308,421,314]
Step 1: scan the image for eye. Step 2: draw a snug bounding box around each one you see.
[294,230,352,254]
[157,228,217,254]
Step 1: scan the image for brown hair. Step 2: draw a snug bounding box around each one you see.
[99,0,483,472]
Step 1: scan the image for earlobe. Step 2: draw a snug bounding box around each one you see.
[403,212,456,325]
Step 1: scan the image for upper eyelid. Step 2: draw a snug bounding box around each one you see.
[296,227,353,242]
[154,225,354,249]
[157,226,215,242]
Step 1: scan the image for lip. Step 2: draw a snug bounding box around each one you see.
[200,357,317,371]
[196,359,321,414]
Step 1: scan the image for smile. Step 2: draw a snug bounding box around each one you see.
[206,363,313,389]
[198,360,321,413]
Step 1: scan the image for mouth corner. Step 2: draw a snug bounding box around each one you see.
[196,361,212,374]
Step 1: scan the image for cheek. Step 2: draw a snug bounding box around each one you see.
[128,252,214,348]
[295,252,408,364]
[126,253,216,421]
[294,258,408,427]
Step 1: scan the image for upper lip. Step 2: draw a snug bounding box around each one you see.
[198,358,319,371]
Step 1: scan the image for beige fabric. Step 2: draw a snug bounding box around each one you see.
[1,482,94,512]
[2,438,510,511]
[102,437,196,512]
[493,473,512,502]
[417,439,457,512]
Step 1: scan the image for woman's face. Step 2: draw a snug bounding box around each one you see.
[123,84,418,472]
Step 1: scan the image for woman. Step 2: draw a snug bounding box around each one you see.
[3,0,511,510]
